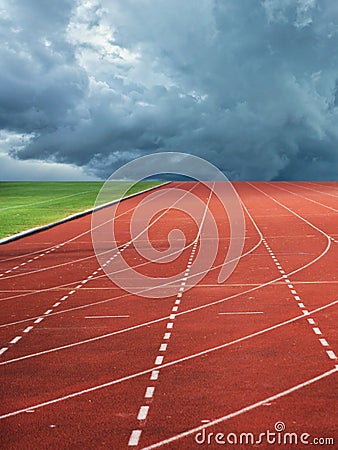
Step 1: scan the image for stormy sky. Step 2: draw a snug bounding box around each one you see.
[0,0,337,181]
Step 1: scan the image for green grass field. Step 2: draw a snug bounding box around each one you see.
[0,181,163,238]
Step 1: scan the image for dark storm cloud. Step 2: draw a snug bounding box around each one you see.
[1,0,338,180]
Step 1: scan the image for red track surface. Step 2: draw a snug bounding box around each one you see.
[0,182,337,449]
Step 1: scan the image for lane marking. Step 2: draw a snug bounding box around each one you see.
[34,318,44,324]
[0,348,8,355]
[155,356,164,365]
[319,338,329,347]
[312,327,322,335]
[128,430,142,446]
[137,406,149,421]
[10,336,22,344]
[326,350,337,360]
[145,387,155,399]
[150,371,159,381]
[23,326,33,333]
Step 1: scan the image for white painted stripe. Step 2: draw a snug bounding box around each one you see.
[23,326,33,333]
[294,296,301,301]
[44,310,53,315]
[13,266,19,270]
[150,370,159,381]
[326,350,337,360]
[5,270,11,274]
[177,293,182,298]
[137,406,149,420]
[179,287,184,292]
[313,327,322,335]
[319,338,329,347]
[60,296,68,301]
[34,318,44,324]
[287,284,294,289]
[172,306,178,312]
[10,336,22,344]
[87,275,93,279]
[69,290,75,295]
[302,310,309,315]
[81,280,88,284]
[291,289,297,295]
[0,348,8,355]
[167,323,173,329]
[298,303,305,308]
[20,262,26,266]
[128,430,142,446]
[307,318,315,325]
[76,285,82,289]
[53,302,61,307]
[175,300,181,305]
[284,278,291,282]
[169,314,176,320]
[159,344,167,352]
[279,270,285,274]
[145,387,155,398]
[163,333,171,340]
[155,356,164,365]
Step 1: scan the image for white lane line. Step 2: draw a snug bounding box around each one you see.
[145,387,155,399]
[163,333,171,340]
[1,301,337,419]
[128,430,142,446]
[175,300,181,305]
[307,318,316,325]
[287,284,294,289]
[150,371,159,381]
[218,312,264,315]
[291,289,297,295]
[75,285,82,289]
[140,368,337,449]
[319,338,329,347]
[23,326,34,333]
[294,295,301,301]
[155,356,164,365]
[159,344,167,352]
[44,310,53,315]
[137,406,149,421]
[326,350,337,360]
[60,296,68,301]
[166,323,173,329]
[172,306,178,312]
[68,290,76,295]
[53,302,61,308]
[34,318,44,324]
[312,327,322,335]
[10,336,22,344]
[169,314,176,320]
[298,303,305,308]
[0,348,8,355]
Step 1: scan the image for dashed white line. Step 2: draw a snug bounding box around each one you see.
[145,387,155,399]
[319,338,329,347]
[0,348,8,355]
[34,318,44,324]
[312,327,322,335]
[23,326,34,333]
[159,344,167,352]
[128,430,142,446]
[150,370,159,381]
[10,336,22,344]
[155,356,164,365]
[137,406,149,420]
[326,350,337,360]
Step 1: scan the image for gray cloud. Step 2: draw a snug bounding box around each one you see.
[0,0,337,180]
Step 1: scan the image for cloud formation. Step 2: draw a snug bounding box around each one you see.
[0,0,337,180]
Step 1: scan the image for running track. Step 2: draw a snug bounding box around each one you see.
[0,182,337,449]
